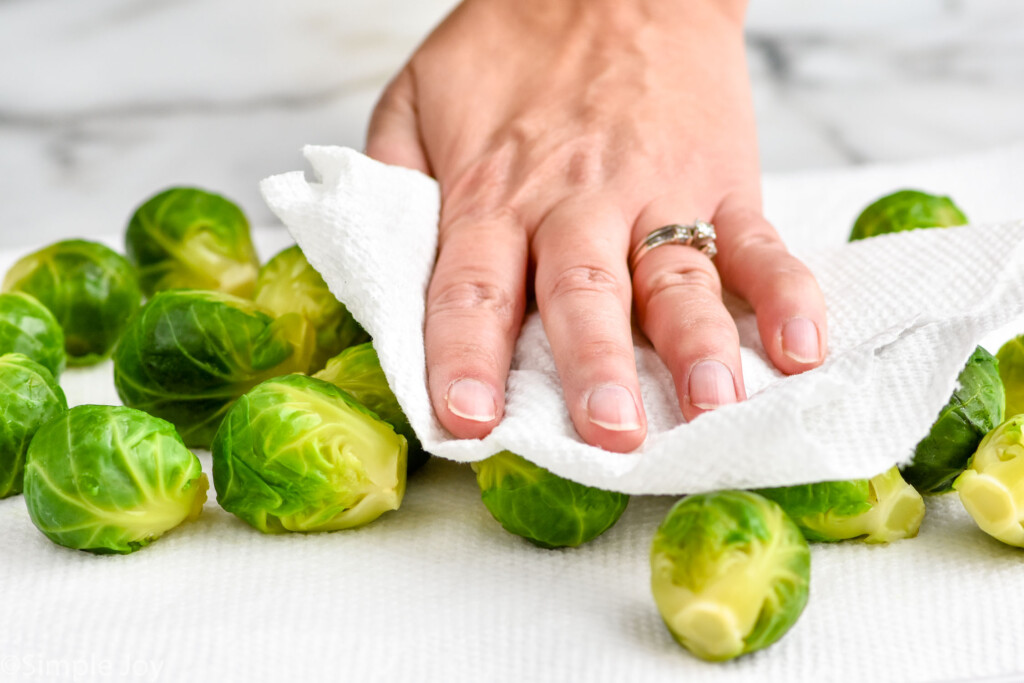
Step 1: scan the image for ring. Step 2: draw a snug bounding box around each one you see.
[629,220,717,272]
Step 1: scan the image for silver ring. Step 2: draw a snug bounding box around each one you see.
[629,220,717,272]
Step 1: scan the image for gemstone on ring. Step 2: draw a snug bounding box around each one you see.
[629,220,717,273]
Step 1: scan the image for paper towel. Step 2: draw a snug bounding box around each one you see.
[260,145,1024,494]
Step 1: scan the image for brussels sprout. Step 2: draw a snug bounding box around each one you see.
[0,292,66,378]
[125,187,260,298]
[650,490,810,662]
[212,374,406,533]
[471,451,628,549]
[315,343,428,473]
[3,240,140,366]
[901,346,1004,494]
[113,290,315,448]
[849,189,968,241]
[756,467,924,543]
[0,354,67,498]
[996,335,1024,418]
[255,245,370,372]
[954,415,1024,547]
[23,404,207,554]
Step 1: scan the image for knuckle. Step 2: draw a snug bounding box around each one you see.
[435,340,502,372]
[572,337,634,368]
[642,264,720,302]
[430,279,518,328]
[547,265,622,301]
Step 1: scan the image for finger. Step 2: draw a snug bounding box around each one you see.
[632,200,746,422]
[425,211,528,440]
[365,66,431,174]
[712,194,828,375]
[532,200,646,453]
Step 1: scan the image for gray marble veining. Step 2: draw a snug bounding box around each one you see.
[1,0,1022,248]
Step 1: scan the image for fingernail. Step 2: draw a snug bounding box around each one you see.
[586,384,642,432]
[688,360,737,410]
[781,317,821,364]
[446,378,497,422]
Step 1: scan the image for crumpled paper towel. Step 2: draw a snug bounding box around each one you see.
[261,145,1024,495]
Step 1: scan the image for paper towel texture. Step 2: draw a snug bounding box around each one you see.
[260,145,1024,494]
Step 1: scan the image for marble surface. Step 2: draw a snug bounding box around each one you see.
[1,0,1023,249]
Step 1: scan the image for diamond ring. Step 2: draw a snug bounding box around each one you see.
[629,220,717,273]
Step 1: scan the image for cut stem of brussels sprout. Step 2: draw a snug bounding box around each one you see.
[23,405,207,554]
[954,415,1024,547]
[756,467,925,544]
[471,451,629,549]
[212,374,407,533]
[315,343,428,473]
[650,490,810,662]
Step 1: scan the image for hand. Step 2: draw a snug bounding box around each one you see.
[366,0,828,452]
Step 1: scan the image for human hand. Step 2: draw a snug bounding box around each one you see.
[366,0,827,452]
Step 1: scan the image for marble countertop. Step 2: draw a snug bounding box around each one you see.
[1,0,1022,249]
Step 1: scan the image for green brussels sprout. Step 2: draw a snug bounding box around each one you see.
[954,415,1024,547]
[901,346,1004,494]
[996,335,1024,418]
[755,466,924,543]
[0,354,67,498]
[23,404,207,554]
[113,290,315,448]
[314,343,428,473]
[0,292,66,378]
[2,240,140,366]
[254,245,370,372]
[471,450,629,549]
[212,373,406,533]
[849,189,968,241]
[650,490,810,662]
[125,187,260,298]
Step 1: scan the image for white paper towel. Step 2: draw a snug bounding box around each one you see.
[260,145,1024,494]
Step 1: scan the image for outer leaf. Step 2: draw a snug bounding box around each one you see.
[113,290,314,448]
[849,189,968,241]
[125,187,259,298]
[0,292,66,378]
[0,353,67,498]
[996,335,1024,418]
[22,405,207,554]
[902,346,1004,493]
[2,240,141,365]
[471,451,628,549]
[212,374,406,533]
[255,245,369,371]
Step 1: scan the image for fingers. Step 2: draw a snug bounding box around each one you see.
[712,194,828,375]
[424,211,528,440]
[365,66,431,174]
[632,199,746,422]
[532,200,646,452]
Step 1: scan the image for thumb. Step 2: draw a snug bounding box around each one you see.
[365,66,431,174]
